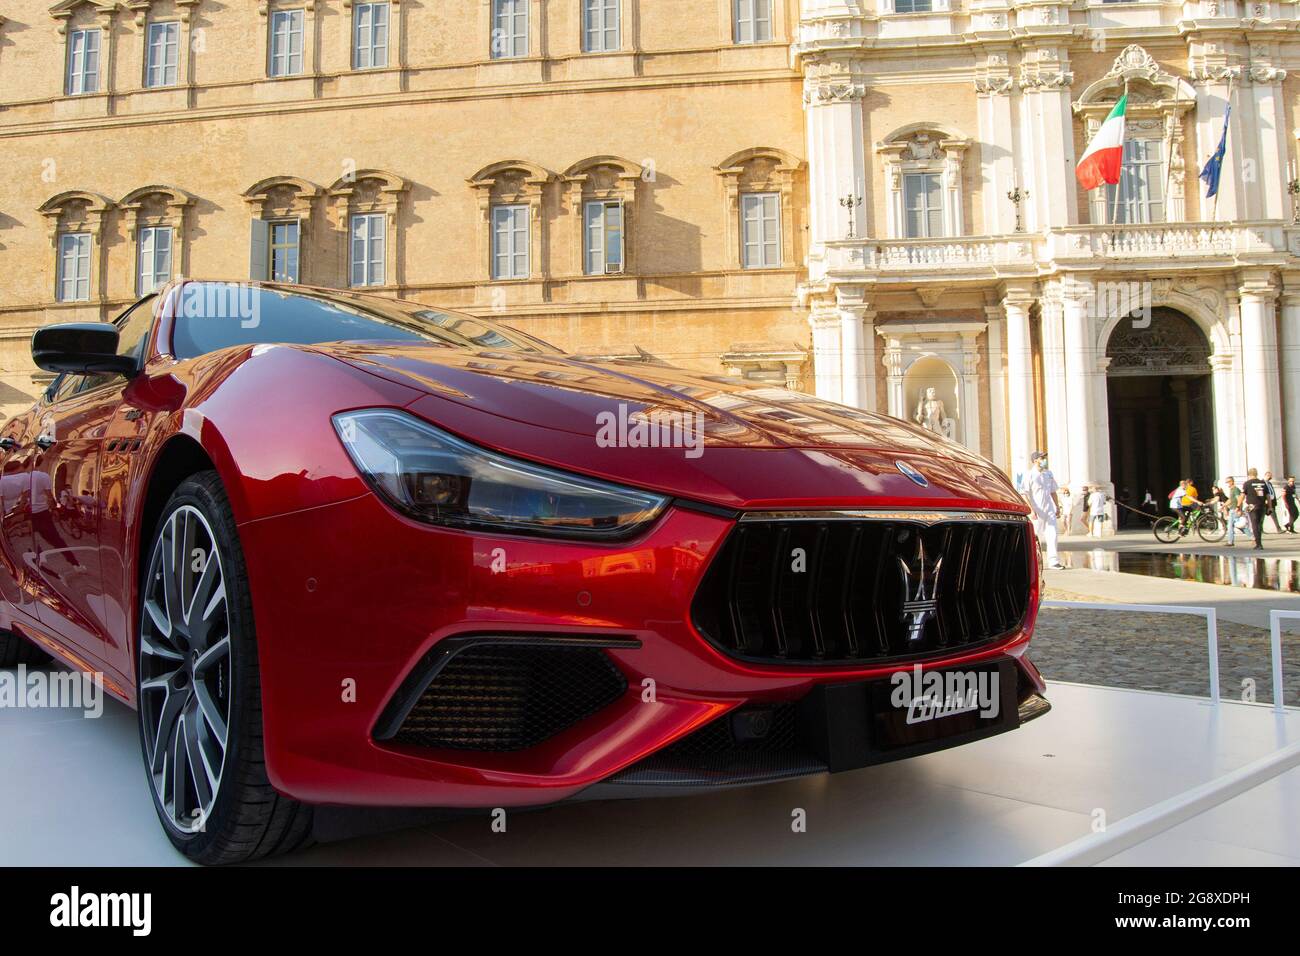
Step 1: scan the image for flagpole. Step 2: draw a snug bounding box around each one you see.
[1109,78,1129,238]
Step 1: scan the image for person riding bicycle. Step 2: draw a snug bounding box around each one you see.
[1169,478,1201,530]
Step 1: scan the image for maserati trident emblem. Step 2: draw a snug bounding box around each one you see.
[895,460,929,487]
[897,537,942,643]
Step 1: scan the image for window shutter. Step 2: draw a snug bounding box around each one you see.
[249,219,270,281]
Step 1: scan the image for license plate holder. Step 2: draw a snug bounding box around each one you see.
[797,658,1020,773]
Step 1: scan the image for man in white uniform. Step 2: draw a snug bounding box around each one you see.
[1023,450,1065,570]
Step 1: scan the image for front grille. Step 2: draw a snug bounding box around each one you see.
[692,514,1032,665]
[393,644,627,752]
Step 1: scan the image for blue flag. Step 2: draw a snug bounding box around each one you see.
[1200,104,1231,198]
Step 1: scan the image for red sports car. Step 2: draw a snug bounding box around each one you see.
[0,281,1047,863]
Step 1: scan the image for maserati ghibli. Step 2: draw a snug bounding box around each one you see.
[0,281,1048,863]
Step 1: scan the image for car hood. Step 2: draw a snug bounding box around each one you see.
[311,341,1026,511]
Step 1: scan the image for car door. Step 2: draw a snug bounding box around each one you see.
[28,295,158,659]
[29,373,123,654]
[0,405,40,620]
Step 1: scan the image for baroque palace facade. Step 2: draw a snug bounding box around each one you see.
[1,0,1299,513]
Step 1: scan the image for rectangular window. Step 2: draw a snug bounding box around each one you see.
[269,220,301,282]
[137,226,173,294]
[350,213,385,287]
[353,2,389,70]
[145,21,180,87]
[1105,139,1165,225]
[583,0,620,53]
[733,0,772,44]
[903,172,944,238]
[66,29,101,95]
[491,204,530,279]
[584,201,624,274]
[491,0,529,59]
[893,0,934,12]
[269,9,305,77]
[57,233,92,302]
[740,193,781,269]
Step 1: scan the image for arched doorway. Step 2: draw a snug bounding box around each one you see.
[1106,307,1215,526]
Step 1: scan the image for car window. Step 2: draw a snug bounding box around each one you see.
[169,283,556,361]
[113,295,158,364]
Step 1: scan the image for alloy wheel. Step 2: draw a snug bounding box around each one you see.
[138,504,231,834]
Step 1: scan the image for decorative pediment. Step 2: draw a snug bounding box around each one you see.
[1074,45,1196,115]
[49,0,118,24]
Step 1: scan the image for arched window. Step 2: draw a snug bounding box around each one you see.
[468,161,552,281]
[38,190,114,303]
[876,124,970,240]
[1073,45,1196,225]
[242,176,324,283]
[562,157,642,276]
[119,185,194,294]
[328,170,408,288]
[715,147,802,270]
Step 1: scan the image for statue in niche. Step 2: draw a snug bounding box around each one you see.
[914,387,955,440]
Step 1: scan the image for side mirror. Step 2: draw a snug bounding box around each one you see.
[31,323,138,377]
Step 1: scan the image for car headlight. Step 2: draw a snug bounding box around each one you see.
[333,409,669,539]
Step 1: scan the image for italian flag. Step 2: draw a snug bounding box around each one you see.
[1075,95,1127,191]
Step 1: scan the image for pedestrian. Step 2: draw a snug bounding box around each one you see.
[1168,479,1187,526]
[1223,476,1242,547]
[1264,471,1284,533]
[1073,486,1089,535]
[1088,485,1108,537]
[1285,476,1298,534]
[1243,468,1270,550]
[1024,450,1065,570]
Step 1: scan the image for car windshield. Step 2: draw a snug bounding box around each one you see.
[169,282,556,360]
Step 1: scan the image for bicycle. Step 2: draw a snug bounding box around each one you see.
[1153,502,1226,544]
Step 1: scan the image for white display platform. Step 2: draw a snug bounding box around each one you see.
[2,677,1296,866]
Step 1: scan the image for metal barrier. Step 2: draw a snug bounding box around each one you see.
[1268,609,1295,713]
[1020,738,1300,867]
[1026,599,1297,865]
[1040,600,1221,705]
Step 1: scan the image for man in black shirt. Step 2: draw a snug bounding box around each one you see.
[1284,476,1298,534]
[1242,468,1271,550]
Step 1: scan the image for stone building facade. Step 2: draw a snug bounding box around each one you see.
[0,0,809,415]
[4,0,1300,518]
[796,0,1300,519]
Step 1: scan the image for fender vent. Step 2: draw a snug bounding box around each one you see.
[392,644,627,752]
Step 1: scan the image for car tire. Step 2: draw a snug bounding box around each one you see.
[0,630,49,668]
[136,471,313,864]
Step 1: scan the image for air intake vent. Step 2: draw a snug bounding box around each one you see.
[392,644,627,752]
[691,514,1032,665]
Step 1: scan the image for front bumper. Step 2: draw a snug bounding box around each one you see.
[238,493,1046,808]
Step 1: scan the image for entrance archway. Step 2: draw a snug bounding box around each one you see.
[1106,307,1215,527]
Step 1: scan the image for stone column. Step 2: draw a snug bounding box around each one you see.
[984,303,1008,470]
[1281,273,1300,476]
[1002,287,1037,479]
[808,304,843,403]
[1038,284,1071,483]
[959,333,982,452]
[1209,352,1243,479]
[1238,271,1284,473]
[1061,281,1097,488]
[839,306,866,409]
[803,56,867,251]
[880,335,905,419]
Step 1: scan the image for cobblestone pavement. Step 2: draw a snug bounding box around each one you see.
[1034,587,1300,708]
